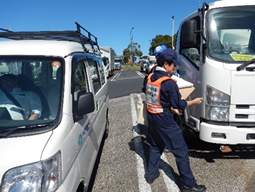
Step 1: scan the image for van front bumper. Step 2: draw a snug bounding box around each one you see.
[200,122,255,144]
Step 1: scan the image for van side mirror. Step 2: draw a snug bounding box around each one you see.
[77,91,95,116]
[181,19,197,47]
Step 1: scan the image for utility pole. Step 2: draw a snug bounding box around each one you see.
[130,27,134,64]
[171,16,174,49]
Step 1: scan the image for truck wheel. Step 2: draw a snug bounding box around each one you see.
[174,115,188,139]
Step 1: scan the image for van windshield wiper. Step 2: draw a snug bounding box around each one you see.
[0,123,53,137]
[236,59,255,71]
[0,126,26,137]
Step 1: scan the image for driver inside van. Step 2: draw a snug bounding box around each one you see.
[0,74,42,120]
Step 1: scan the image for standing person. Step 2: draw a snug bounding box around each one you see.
[0,74,42,120]
[142,45,167,93]
[144,48,206,192]
[154,45,167,60]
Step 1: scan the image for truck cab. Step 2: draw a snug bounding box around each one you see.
[176,0,255,145]
[101,47,115,78]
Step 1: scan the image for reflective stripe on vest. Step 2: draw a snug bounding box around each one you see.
[146,73,172,114]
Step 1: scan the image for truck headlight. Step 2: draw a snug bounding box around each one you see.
[1,151,61,192]
[205,86,230,121]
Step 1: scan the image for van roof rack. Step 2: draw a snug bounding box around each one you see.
[0,22,100,53]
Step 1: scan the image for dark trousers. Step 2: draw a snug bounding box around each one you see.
[145,119,196,187]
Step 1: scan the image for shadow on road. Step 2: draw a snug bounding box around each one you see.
[132,123,255,164]
[184,133,255,162]
[87,135,106,192]
[129,124,182,189]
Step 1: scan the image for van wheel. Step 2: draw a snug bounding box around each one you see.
[76,182,87,192]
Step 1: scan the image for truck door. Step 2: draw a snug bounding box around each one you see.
[178,15,202,120]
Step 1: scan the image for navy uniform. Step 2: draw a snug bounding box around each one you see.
[144,48,206,192]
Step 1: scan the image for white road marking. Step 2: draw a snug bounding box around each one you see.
[136,71,145,78]
[130,93,152,192]
[160,153,181,192]
[111,72,121,81]
[131,93,180,192]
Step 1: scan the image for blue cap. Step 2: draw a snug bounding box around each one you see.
[159,48,181,66]
[154,45,167,55]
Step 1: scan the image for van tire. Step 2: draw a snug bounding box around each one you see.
[76,182,87,192]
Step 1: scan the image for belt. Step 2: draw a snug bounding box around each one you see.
[163,107,170,112]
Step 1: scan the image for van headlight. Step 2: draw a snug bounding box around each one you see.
[205,86,230,121]
[1,151,61,192]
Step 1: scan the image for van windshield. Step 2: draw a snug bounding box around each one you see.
[0,56,63,129]
[207,6,255,62]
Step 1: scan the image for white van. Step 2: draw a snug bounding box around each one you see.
[0,23,109,192]
[176,0,255,145]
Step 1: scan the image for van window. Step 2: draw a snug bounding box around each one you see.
[96,58,105,85]
[73,61,89,101]
[87,58,101,93]
[0,56,64,127]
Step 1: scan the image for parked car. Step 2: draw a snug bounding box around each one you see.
[140,61,148,72]
[115,63,122,70]
[0,23,109,192]
[145,60,156,74]
[114,57,122,70]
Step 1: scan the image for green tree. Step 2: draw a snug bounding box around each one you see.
[123,42,143,63]
[149,33,177,55]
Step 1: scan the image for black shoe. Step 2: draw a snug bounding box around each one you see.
[145,171,160,184]
[182,183,206,192]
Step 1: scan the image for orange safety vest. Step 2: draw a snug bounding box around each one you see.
[146,73,174,114]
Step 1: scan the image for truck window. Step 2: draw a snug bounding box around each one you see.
[207,7,255,62]
[180,16,201,68]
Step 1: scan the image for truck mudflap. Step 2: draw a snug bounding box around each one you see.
[200,122,255,145]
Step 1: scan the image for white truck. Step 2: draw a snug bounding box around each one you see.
[176,0,255,145]
[100,46,115,78]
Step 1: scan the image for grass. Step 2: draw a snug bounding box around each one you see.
[122,64,140,70]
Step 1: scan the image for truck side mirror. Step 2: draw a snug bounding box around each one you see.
[181,19,197,47]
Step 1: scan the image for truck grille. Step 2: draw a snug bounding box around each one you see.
[233,105,255,122]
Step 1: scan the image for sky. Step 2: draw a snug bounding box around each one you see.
[0,0,215,56]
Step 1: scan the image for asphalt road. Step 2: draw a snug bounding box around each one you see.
[107,69,145,99]
[90,70,255,192]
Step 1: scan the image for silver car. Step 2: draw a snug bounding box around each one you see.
[140,61,148,72]
[145,60,156,74]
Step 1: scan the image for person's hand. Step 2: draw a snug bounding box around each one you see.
[187,97,203,106]
[193,97,203,105]
[28,113,39,120]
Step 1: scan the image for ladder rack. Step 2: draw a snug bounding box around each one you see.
[0,22,100,53]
